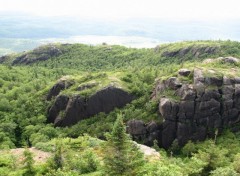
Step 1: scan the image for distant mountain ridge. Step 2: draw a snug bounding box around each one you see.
[1,13,240,55]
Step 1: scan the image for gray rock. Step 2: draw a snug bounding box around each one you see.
[12,45,62,65]
[126,120,161,146]
[222,85,234,95]
[223,76,235,85]
[205,76,223,87]
[159,98,179,120]
[49,86,134,127]
[223,100,234,111]
[235,78,240,84]
[0,55,9,63]
[222,56,239,64]
[126,120,147,136]
[235,84,240,96]
[151,80,167,99]
[208,113,222,129]
[47,81,66,101]
[165,77,182,90]
[178,69,191,76]
[199,89,221,101]
[194,68,205,85]
[177,122,193,146]
[47,95,69,123]
[161,121,177,149]
[176,84,196,100]
[191,126,207,142]
[178,101,195,120]
[161,46,218,58]
[146,121,159,133]
[146,121,161,146]
[47,79,74,101]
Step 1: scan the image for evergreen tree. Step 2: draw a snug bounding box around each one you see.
[103,113,145,176]
[22,149,35,176]
[182,140,196,157]
[52,140,64,170]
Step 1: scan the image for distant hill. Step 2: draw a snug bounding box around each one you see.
[1,13,240,55]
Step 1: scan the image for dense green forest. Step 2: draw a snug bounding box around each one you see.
[1,40,240,175]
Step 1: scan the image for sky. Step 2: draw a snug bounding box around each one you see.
[1,0,240,20]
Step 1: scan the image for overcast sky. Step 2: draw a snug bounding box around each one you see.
[0,0,240,20]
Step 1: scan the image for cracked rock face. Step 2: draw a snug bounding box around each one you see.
[154,68,240,148]
[161,46,218,58]
[127,120,162,146]
[47,86,134,127]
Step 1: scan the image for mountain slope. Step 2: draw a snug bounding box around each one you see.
[2,40,240,175]
[1,40,240,148]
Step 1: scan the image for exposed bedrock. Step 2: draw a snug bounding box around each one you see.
[161,46,219,58]
[140,66,240,149]
[12,45,62,65]
[155,68,240,148]
[126,120,162,146]
[47,86,134,127]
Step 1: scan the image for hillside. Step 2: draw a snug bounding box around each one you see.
[2,40,240,175]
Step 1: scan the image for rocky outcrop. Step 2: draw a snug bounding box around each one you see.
[178,69,191,76]
[0,55,9,63]
[47,86,134,127]
[162,46,218,58]
[47,78,74,101]
[204,56,240,64]
[127,120,147,140]
[152,67,240,149]
[12,45,62,65]
[127,120,161,146]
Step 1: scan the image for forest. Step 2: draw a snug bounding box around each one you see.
[1,40,240,175]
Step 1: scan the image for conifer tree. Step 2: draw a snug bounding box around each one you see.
[52,140,63,170]
[23,149,35,176]
[103,113,145,176]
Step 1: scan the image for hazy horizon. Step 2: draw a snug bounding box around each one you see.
[1,0,240,55]
[1,0,240,20]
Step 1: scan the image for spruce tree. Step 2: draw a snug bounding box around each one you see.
[23,149,35,176]
[52,140,63,170]
[103,113,145,176]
